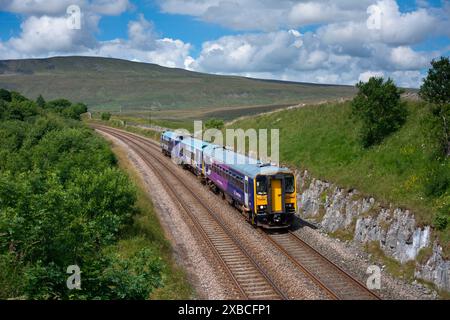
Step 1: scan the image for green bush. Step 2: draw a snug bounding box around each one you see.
[352,77,407,148]
[0,91,165,299]
[98,248,164,299]
[36,95,46,108]
[0,88,12,102]
[204,118,224,130]
[101,112,112,121]
[424,163,450,198]
[434,209,449,231]
[419,57,450,157]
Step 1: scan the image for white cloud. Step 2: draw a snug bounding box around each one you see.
[159,0,375,31]
[390,70,423,88]
[0,12,193,70]
[0,0,130,16]
[0,0,447,88]
[85,37,192,69]
[389,46,430,70]
[5,14,98,56]
[288,1,367,26]
[317,0,437,55]
[369,0,437,45]
[358,70,384,82]
[127,14,158,50]
[0,0,85,15]
[89,0,130,15]
[193,30,306,73]
[191,27,439,87]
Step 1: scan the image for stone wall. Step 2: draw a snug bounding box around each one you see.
[296,170,449,292]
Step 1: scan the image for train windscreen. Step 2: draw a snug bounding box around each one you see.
[256,176,267,195]
[285,176,295,193]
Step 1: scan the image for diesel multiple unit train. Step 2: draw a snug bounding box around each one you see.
[161,131,297,229]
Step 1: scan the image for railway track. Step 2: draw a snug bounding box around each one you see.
[93,125,381,300]
[94,125,287,300]
[265,231,380,300]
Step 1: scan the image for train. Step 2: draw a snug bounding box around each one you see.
[160,131,297,229]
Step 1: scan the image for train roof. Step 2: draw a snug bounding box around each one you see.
[179,136,210,152]
[163,131,291,178]
[203,143,291,178]
[161,131,180,140]
[162,131,210,152]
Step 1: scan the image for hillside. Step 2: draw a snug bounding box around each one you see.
[228,100,449,248]
[0,56,356,112]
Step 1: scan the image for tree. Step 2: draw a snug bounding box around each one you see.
[419,56,450,157]
[10,91,27,103]
[36,95,46,108]
[46,99,72,113]
[101,112,112,121]
[351,77,407,148]
[204,118,224,130]
[61,103,88,120]
[0,88,11,102]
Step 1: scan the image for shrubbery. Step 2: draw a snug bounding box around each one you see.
[0,89,164,299]
[101,112,112,121]
[352,77,407,148]
[419,57,450,158]
[204,118,224,130]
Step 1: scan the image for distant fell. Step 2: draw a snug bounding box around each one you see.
[0,56,356,111]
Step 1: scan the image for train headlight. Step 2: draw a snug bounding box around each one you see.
[258,205,267,212]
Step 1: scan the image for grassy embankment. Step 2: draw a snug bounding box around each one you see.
[228,100,449,256]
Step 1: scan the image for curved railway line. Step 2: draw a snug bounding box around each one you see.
[94,125,287,300]
[93,124,381,300]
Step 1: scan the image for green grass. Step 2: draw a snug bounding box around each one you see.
[229,100,449,251]
[110,142,193,299]
[0,56,356,112]
[109,114,193,132]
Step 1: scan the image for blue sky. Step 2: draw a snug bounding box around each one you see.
[0,0,449,87]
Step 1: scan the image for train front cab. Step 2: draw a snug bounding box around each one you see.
[160,131,172,156]
[251,173,296,229]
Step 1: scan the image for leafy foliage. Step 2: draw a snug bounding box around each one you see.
[0,88,12,102]
[45,99,87,120]
[101,112,112,121]
[0,89,165,299]
[419,56,450,157]
[36,95,46,108]
[434,206,449,231]
[352,77,407,148]
[204,118,224,130]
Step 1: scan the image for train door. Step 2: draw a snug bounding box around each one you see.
[271,178,283,212]
[244,176,249,208]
